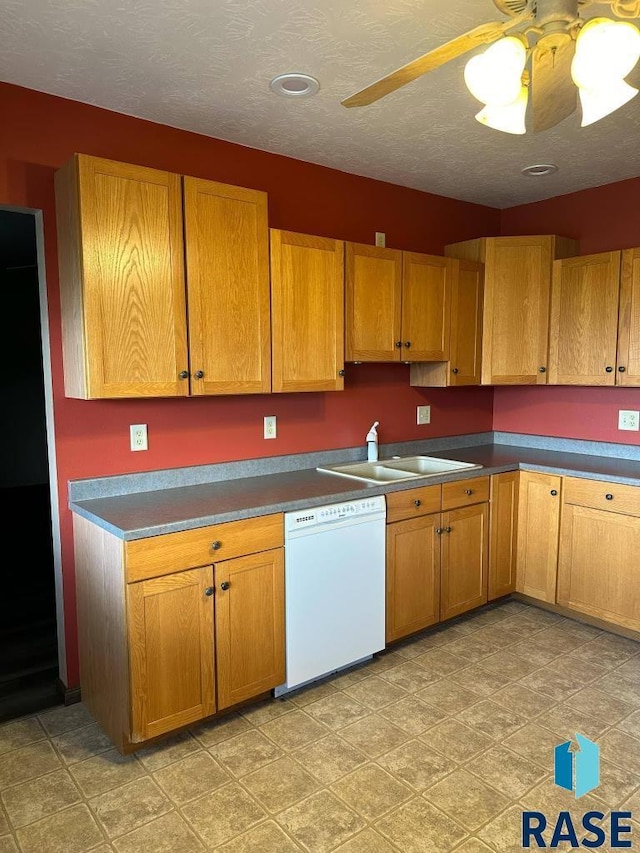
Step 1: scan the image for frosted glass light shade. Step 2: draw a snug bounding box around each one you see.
[578,78,639,126]
[465,37,527,106]
[475,85,529,134]
[572,17,640,90]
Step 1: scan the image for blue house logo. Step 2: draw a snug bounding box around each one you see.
[554,733,600,798]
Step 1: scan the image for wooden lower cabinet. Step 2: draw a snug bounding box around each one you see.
[516,471,561,602]
[215,549,285,709]
[557,477,640,631]
[386,513,441,642]
[128,567,216,742]
[489,472,519,600]
[440,503,489,620]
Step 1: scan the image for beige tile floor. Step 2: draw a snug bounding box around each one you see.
[1,599,640,852]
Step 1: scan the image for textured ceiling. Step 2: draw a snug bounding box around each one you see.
[2,0,640,207]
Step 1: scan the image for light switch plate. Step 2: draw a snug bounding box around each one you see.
[618,410,640,431]
[375,232,386,248]
[417,405,431,425]
[264,415,277,439]
[130,424,148,451]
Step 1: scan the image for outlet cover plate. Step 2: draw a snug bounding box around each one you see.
[130,424,148,451]
[618,410,640,431]
[417,405,431,425]
[264,415,277,439]
[375,232,386,248]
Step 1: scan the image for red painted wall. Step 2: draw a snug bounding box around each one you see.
[0,82,499,687]
[497,176,640,444]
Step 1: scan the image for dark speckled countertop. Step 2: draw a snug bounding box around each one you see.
[69,441,640,541]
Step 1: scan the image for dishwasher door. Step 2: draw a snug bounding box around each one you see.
[280,509,386,693]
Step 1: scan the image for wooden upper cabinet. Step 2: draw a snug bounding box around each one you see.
[345,243,402,361]
[270,230,345,392]
[55,154,189,399]
[548,252,621,385]
[410,258,484,387]
[401,252,452,361]
[617,247,640,385]
[183,178,271,395]
[445,235,577,385]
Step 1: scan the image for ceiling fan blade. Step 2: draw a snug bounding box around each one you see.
[531,38,577,132]
[341,21,514,108]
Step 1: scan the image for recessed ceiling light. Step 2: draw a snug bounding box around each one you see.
[521,163,559,177]
[269,73,320,98]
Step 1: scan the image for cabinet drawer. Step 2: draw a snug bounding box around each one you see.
[125,513,284,582]
[441,476,490,510]
[563,476,640,517]
[386,484,441,524]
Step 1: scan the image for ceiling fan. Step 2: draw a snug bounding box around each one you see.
[342,0,640,134]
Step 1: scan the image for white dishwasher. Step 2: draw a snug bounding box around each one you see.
[276,495,386,695]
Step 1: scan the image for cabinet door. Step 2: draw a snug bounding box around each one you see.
[449,259,484,386]
[483,237,554,385]
[386,514,440,642]
[617,247,640,385]
[489,472,519,600]
[183,178,271,395]
[558,504,640,632]
[516,471,561,602]
[128,567,215,742]
[271,230,345,392]
[215,549,285,709]
[401,253,452,361]
[345,243,402,362]
[548,252,621,385]
[440,503,489,620]
[56,155,189,399]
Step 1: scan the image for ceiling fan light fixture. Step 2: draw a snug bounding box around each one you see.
[464,36,527,106]
[269,73,320,98]
[578,78,639,126]
[475,84,528,134]
[571,17,640,90]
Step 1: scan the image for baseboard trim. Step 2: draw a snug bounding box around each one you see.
[512,593,640,642]
[57,679,81,706]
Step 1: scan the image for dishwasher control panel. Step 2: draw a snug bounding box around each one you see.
[285,496,386,532]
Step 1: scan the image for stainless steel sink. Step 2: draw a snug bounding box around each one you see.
[316,456,482,484]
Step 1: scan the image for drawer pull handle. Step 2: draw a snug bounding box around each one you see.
[605,493,614,500]
[414,499,422,507]
[550,489,558,496]
[338,369,345,377]
[605,366,614,373]
[452,367,459,374]
[395,340,402,348]
[204,587,214,597]
[619,366,626,372]
[211,540,222,550]
[220,581,230,591]
[404,341,411,348]
[436,527,443,535]
[465,489,473,495]
[194,370,204,379]
[179,370,190,379]
[539,366,546,373]
[445,526,452,533]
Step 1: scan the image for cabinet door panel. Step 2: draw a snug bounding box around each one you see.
[345,243,402,361]
[184,178,271,395]
[516,471,561,602]
[66,155,189,398]
[489,472,519,600]
[386,515,440,642]
[617,247,640,385]
[558,504,640,632]
[128,567,215,742]
[215,549,285,709]
[449,259,484,385]
[440,503,488,620]
[548,252,620,385]
[271,230,344,392]
[401,253,452,361]
[483,237,553,384]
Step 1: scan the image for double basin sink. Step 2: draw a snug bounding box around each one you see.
[316,455,482,485]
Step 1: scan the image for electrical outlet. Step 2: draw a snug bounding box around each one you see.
[618,410,640,431]
[264,415,277,439]
[130,424,148,451]
[417,405,431,425]
[375,231,386,248]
